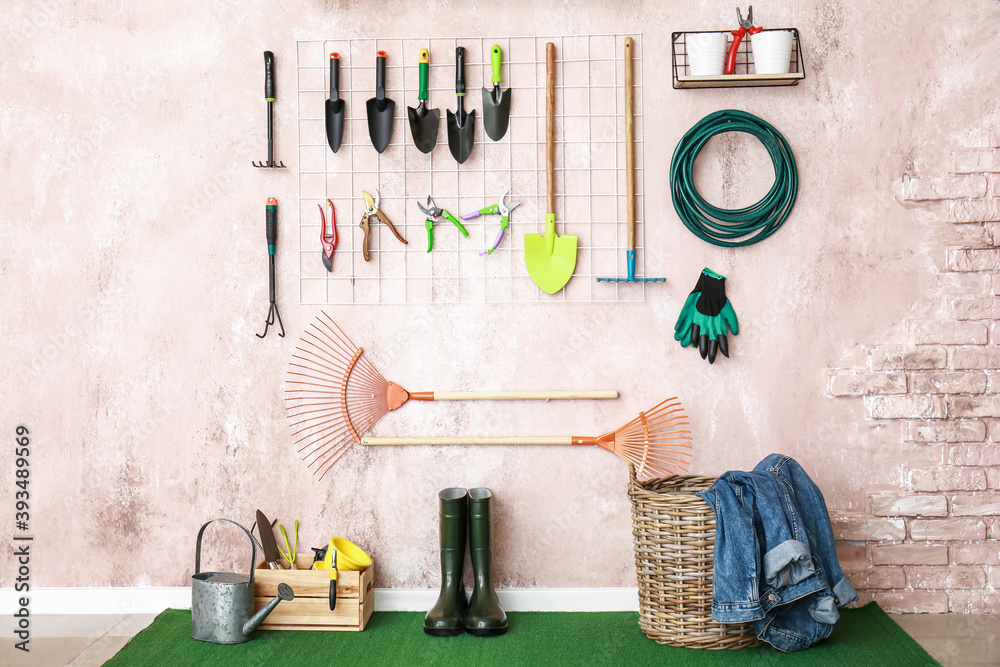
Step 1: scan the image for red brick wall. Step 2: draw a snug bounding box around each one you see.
[827,140,1000,614]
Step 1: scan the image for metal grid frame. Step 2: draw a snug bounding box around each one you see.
[295,34,650,304]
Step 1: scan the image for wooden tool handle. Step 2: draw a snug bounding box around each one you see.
[359,216,371,262]
[625,37,635,252]
[428,390,619,401]
[546,41,556,217]
[363,436,575,446]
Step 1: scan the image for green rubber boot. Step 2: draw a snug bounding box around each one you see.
[465,487,508,636]
[424,488,469,636]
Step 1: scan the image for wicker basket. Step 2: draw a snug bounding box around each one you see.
[628,466,760,649]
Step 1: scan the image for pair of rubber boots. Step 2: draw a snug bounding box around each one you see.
[424,487,507,636]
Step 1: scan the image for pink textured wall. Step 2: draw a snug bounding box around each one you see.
[2,2,998,612]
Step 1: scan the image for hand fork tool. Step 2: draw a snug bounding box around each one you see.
[726,6,762,75]
[418,196,468,252]
[256,198,285,338]
[359,189,407,262]
[319,199,337,271]
[462,191,520,256]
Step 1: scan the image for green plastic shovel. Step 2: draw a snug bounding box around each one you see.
[525,42,577,295]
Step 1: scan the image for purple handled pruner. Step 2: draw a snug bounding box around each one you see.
[463,191,521,256]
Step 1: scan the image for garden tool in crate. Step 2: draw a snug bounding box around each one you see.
[191,519,294,644]
[418,195,468,252]
[462,191,520,256]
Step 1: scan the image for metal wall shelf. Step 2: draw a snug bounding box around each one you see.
[671,28,805,89]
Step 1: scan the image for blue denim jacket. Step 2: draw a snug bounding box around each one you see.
[697,454,858,652]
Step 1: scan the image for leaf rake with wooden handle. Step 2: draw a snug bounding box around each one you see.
[361,397,693,479]
[285,312,620,479]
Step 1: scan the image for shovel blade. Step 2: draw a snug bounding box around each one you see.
[407,105,440,154]
[326,99,345,153]
[524,215,578,295]
[446,109,476,164]
[482,86,511,141]
[366,97,396,153]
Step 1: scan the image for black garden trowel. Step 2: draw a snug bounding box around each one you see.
[446,46,476,164]
[482,44,511,141]
[325,52,345,153]
[406,48,440,153]
[366,50,396,153]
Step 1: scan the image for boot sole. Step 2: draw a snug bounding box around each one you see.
[465,626,508,637]
[424,626,466,637]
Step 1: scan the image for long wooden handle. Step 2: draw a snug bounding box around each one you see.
[624,37,635,252]
[546,41,556,216]
[362,436,575,446]
[430,390,618,401]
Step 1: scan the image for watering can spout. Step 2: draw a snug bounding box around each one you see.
[242,583,294,637]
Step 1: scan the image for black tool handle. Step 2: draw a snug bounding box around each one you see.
[375,50,387,100]
[266,197,277,254]
[330,53,340,103]
[264,51,275,101]
[455,47,466,95]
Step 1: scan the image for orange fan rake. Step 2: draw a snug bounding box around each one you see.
[285,312,620,479]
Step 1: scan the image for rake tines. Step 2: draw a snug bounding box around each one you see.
[604,397,692,478]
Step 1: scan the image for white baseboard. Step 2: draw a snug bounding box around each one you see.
[2,587,639,615]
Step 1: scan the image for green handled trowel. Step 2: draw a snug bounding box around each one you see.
[525,42,576,295]
[482,44,511,141]
[407,49,440,153]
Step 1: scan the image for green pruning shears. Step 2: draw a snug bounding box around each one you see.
[417,195,468,252]
[463,191,521,256]
[674,268,739,364]
[277,519,298,568]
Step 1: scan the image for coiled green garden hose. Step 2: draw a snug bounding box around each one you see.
[670,109,798,247]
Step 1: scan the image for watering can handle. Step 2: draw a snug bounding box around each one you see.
[195,518,258,585]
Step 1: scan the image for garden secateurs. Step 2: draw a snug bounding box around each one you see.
[418,196,468,252]
[319,199,337,271]
[359,189,407,262]
[463,191,520,256]
[726,6,762,75]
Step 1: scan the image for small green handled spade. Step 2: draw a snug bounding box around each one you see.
[482,44,511,141]
[408,49,440,153]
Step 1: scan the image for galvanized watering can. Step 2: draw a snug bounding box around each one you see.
[192,518,294,644]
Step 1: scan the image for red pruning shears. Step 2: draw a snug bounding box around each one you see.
[726,6,762,75]
[319,199,337,271]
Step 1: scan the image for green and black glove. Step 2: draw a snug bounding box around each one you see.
[674,268,738,364]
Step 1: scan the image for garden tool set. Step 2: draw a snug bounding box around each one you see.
[597,38,664,285]
[256,198,284,338]
[524,42,577,295]
[407,49,440,153]
[319,199,337,271]
[284,312,620,478]
[253,52,286,169]
[463,192,520,256]
[481,44,511,141]
[325,53,345,153]
[359,189,407,261]
[366,51,396,153]
[446,47,476,164]
[418,195,468,252]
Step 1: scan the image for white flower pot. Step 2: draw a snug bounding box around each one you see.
[687,32,728,76]
[750,30,794,74]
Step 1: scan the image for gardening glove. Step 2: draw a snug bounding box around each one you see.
[673,268,738,364]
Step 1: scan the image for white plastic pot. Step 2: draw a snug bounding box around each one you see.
[750,30,794,74]
[686,32,728,76]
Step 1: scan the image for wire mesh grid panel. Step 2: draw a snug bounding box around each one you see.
[295,34,648,304]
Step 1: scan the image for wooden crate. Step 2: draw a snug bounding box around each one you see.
[253,554,374,631]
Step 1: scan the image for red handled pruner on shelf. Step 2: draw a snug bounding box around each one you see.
[417,195,468,253]
[319,199,337,271]
[463,191,521,256]
[726,6,762,75]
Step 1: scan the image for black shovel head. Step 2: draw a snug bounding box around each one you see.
[482,85,511,141]
[407,104,440,154]
[446,109,476,164]
[326,99,345,153]
[366,97,396,153]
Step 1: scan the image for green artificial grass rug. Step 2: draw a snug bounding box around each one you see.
[105,603,938,666]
